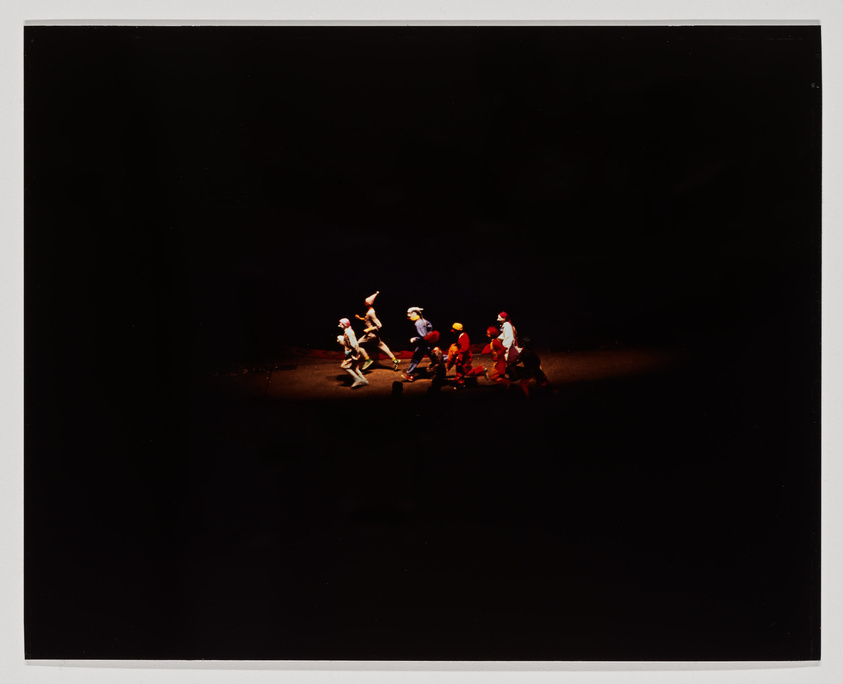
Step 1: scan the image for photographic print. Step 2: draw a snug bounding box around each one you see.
[24,24,821,661]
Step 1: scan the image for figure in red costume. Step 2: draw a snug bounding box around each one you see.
[445,322,486,388]
[484,326,510,387]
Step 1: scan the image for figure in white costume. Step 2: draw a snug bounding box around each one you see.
[355,291,400,371]
[337,318,369,389]
[497,311,521,366]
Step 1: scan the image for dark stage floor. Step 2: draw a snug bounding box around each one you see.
[25,343,818,661]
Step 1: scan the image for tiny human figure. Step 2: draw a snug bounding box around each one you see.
[401,306,436,382]
[355,290,400,371]
[426,345,447,391]
[337,317,369,388]
[445,322,486,388]
[512,344,553,398]
[497,311,520,367]
[484,325,510,387]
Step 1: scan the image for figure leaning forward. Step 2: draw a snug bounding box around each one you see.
[355,290,400,371]
[484,325,510,387]
[445,322,486,388]
[337,317,369,389]
[401,306,439,382]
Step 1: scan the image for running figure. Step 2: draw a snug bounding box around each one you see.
[401,306,436,382]
[355,290,400,371]
[337,317,369,389]
[445,322,486,388]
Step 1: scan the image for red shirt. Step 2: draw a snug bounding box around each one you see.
[457,332,471,354]
[489,337,505,362]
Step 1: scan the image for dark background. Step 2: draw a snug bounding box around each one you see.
[24,26,820,660]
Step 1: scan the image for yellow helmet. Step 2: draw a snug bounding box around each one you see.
[451,322,463,332]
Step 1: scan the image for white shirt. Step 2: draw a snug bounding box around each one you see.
[498,321,519,363]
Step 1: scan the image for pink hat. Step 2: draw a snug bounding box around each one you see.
[365,291,379,306]
[338,318,351,328]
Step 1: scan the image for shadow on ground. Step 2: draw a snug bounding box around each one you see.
[154,345,816,660]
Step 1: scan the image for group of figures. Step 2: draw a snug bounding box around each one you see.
[337,292,552,396]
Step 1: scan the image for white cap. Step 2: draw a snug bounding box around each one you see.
[365,291,379,306]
